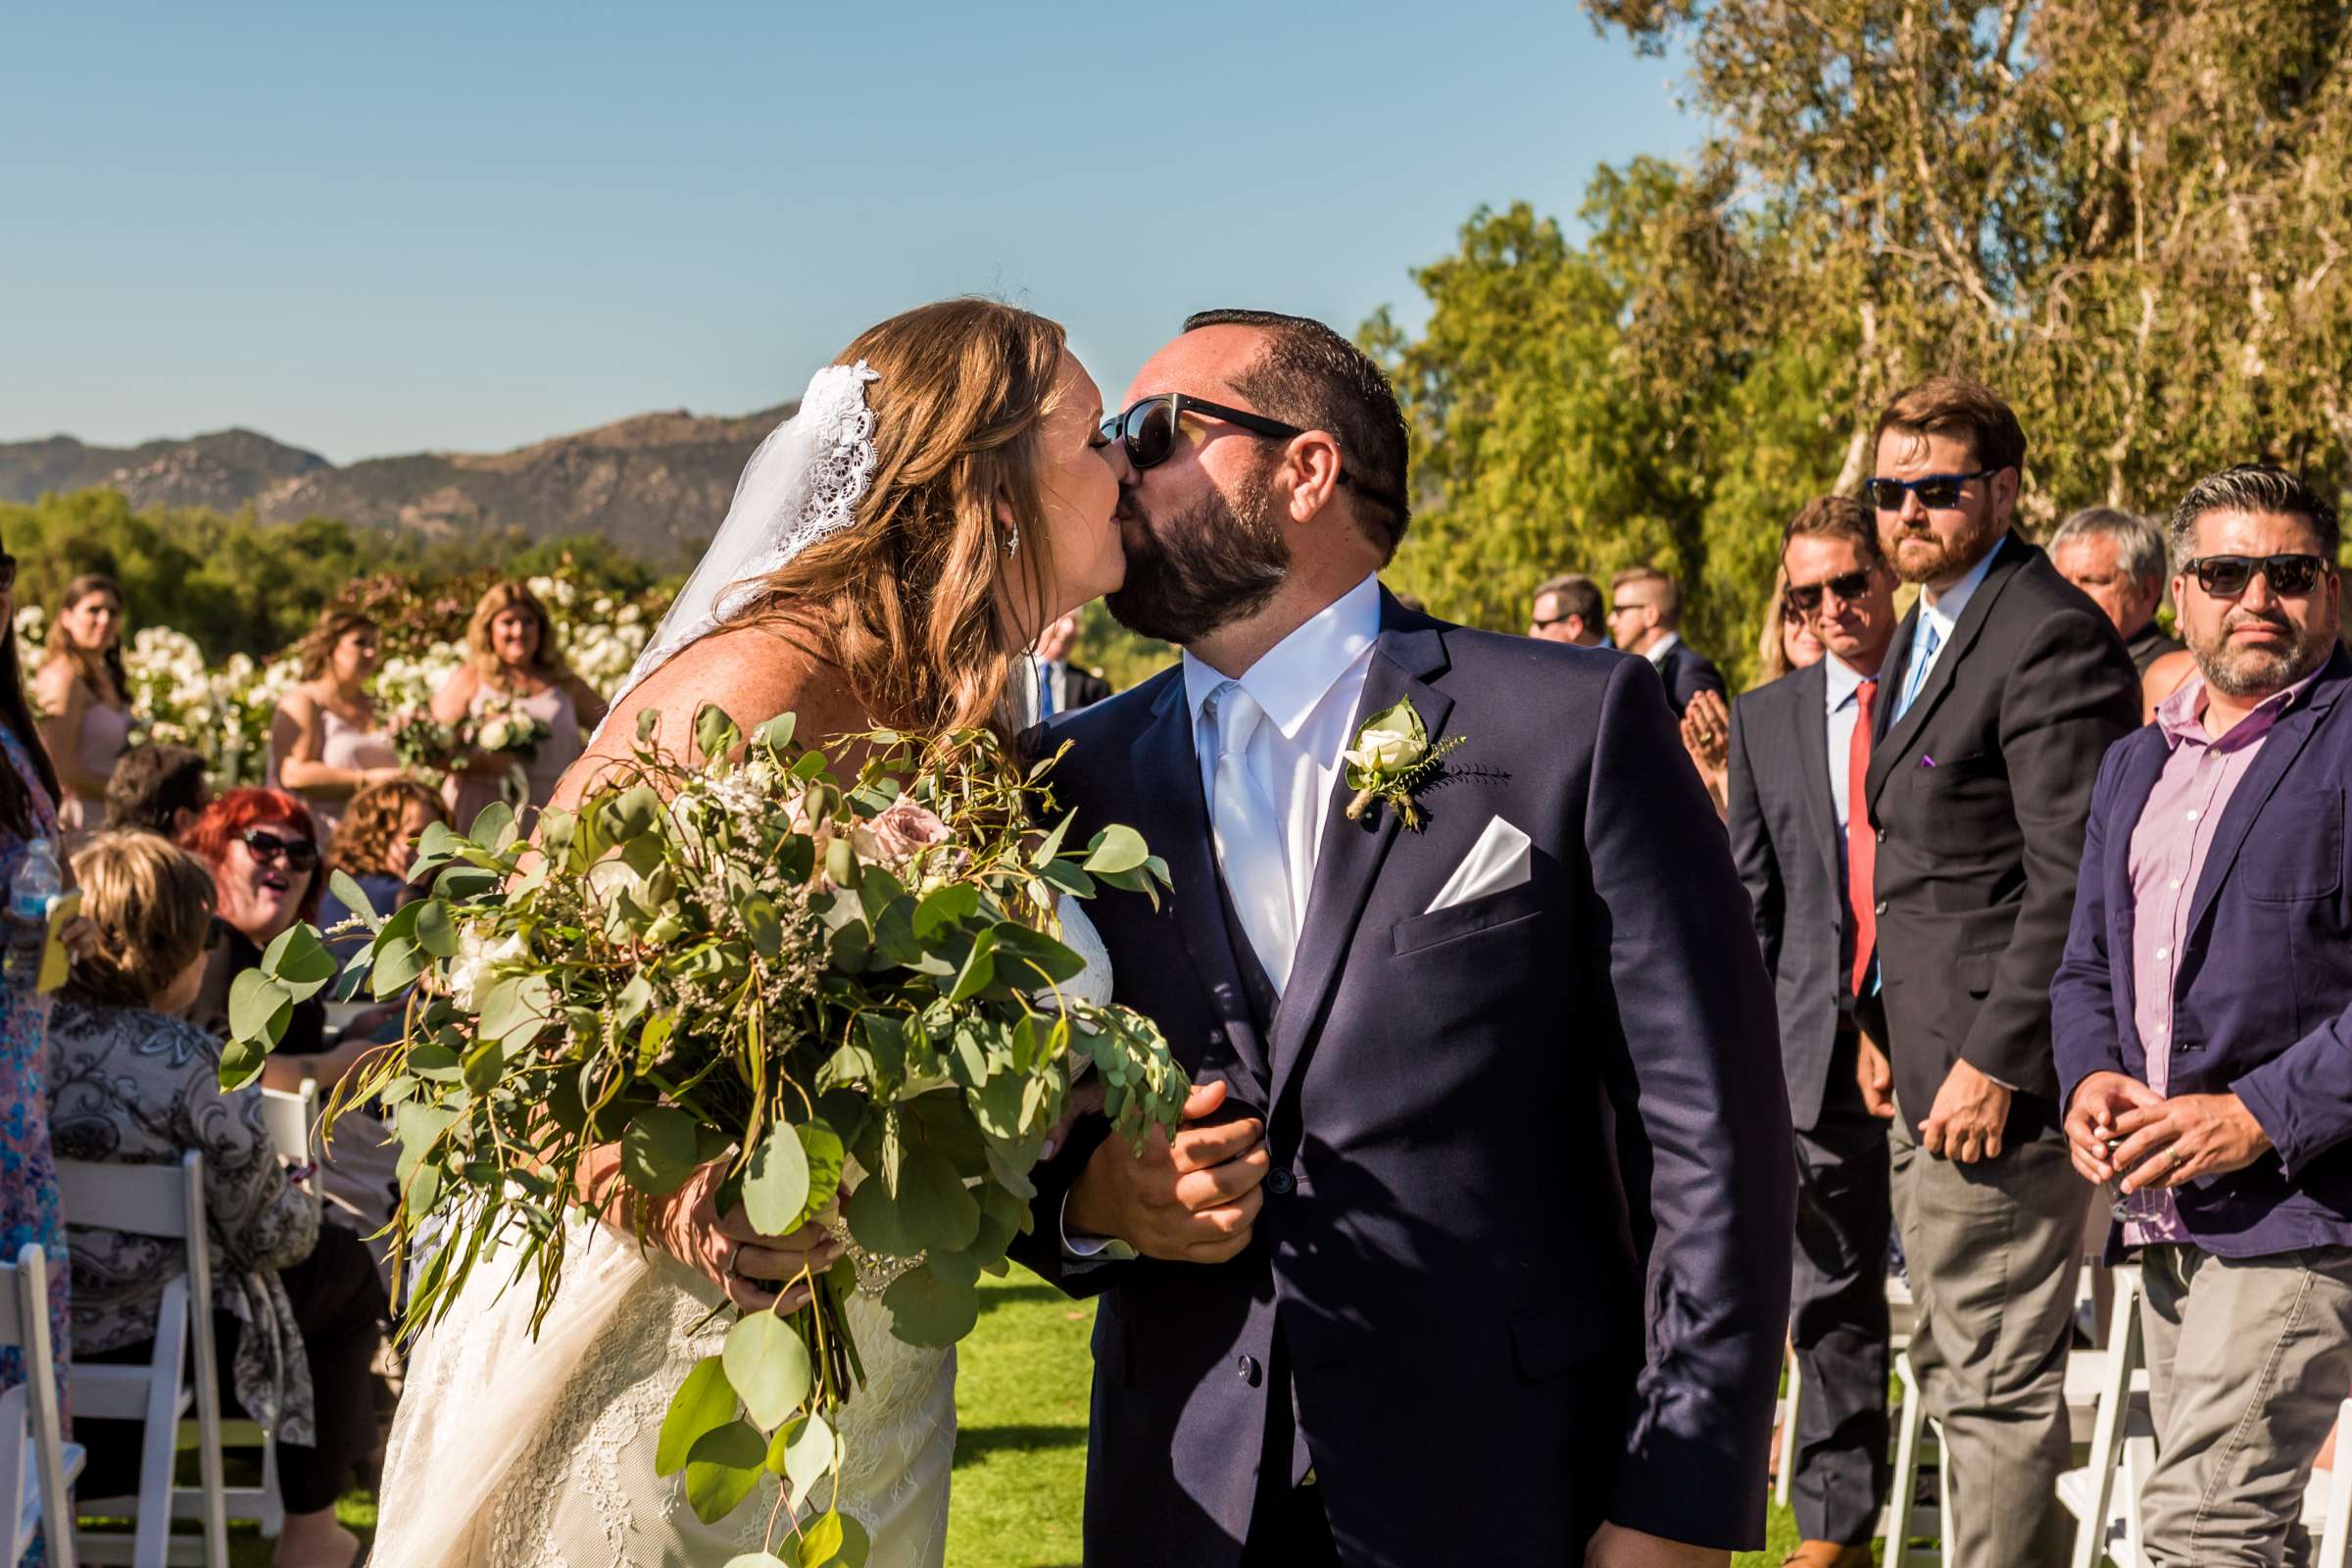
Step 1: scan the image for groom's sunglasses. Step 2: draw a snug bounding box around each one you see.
[1102,393,1393,506]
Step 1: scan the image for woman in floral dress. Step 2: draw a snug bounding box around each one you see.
[0,535,74,1552]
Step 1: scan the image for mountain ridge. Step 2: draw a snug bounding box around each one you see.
[0,406,795,566]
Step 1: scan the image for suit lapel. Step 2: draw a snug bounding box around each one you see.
[1126,679,1272,1090]
[1867,534,2027,808]
[1265,612,1453,1108]
[1790,662,1840,893]
[2184,655,2351,939]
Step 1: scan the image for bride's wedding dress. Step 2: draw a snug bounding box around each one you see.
[369,896,1114,1567]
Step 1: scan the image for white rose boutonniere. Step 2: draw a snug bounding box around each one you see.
[1342,697,1464,830]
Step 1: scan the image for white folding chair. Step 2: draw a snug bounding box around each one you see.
[59,1153,229,1568]
[2306,1402,2352,1568]
[0,1243,80,1566]
[2059,1264,2155,1568]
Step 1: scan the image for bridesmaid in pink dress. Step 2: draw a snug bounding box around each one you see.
[268,609,405,852]
[32,573,133,854]
[429,581,607,831]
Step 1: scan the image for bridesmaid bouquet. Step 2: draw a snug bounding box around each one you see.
[468,694,555,761]
[386,708,463,777]
[220,706,1188,1563]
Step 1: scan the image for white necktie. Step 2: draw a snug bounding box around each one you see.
[1201,681,1295,994]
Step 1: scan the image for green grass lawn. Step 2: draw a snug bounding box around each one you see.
[167,1267,1844,1565]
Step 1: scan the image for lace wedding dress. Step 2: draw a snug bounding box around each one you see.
[369,899,1113,1568]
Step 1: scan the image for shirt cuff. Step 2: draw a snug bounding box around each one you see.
[1059,1193,1137,1263]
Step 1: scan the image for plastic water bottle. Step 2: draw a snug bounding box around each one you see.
[4,839,59,992]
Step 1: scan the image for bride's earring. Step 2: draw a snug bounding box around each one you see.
[1004,524,1020,557]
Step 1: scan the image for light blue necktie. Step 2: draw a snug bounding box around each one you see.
[1035,658,1056,719]
[1893,618,1942,721]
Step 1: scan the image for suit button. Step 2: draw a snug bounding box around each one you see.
[1874,900,1887,915]
[1206,1029,1226,1049]
[1267,1169,1296,1197]
[1877,828,1886,843]
[1237,1355,1261,1385]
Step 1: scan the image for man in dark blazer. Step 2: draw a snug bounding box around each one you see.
[1023,610,1114,721]
[2055,466,2352,1563]
[1608,565,1727,714]
[1725,495,1904,1568]
[1015,310,1794,1568]
[1860,377,2141,1567]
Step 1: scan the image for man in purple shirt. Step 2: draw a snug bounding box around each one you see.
[2055,464,2352,1566]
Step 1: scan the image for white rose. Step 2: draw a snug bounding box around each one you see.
[448,927,527,1012]
[1345,722,1419,773]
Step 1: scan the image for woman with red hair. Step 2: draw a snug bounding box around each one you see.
[181,788,332,1063]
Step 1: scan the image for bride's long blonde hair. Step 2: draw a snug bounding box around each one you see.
[723,298,1067,738]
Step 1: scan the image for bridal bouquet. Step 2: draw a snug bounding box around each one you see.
[220,706,1188,1563]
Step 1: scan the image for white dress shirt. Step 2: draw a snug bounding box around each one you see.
[1893,537,2001,716]
[1063,573,1383,1259]
[1824,651,1872,867]
[1178,574,1384,981]
[1642,630,1684,668]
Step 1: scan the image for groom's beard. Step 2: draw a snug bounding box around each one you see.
[1103,466,1289,645]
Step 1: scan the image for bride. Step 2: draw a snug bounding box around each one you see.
[368,298,1130,1566]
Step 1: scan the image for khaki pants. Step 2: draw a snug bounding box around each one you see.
[2138,1245,2352,1567]
[1889,1107,2089,1568]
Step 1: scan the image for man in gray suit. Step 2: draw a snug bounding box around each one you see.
[1727,496,1903,1568]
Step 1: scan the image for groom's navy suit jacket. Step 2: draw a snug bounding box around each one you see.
[1012,595,1794,1565]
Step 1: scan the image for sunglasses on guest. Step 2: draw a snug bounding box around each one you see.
[239,829,318,869]
[2181,553,2332,598]
[1102,393,1396,506]
[1783,569,1878,614]
[1863,468,2001,512]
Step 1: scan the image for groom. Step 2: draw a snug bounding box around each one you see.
[1014,311,1793,1567]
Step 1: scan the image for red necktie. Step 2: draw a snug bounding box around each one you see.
[1847,677,1879,997]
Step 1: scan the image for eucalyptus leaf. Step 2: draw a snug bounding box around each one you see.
[227,969,293,1044]
[466,799,516,846]
[656,1355,739,1476]
[911,883,978,940]
[1082,823,1150,876]
[741,893,784,959]
[721,1556,788,1568]
[217,1035,268,1092]
[895,1144,981,1252]
[947,927,998,1004]
[262,923,337,990]
[722,1311,812,1429]
[1031,808,1076,868]
[842,1173,921,1259]
[370,937,428,1000]
[620,1106,700,1197]
[771,1409,837,1503]
[683,1420,768,1524]
[797,1120,847,1222]
[695,703,744,765]
[880,1250,982,1347]
[741,1121,811,1236]
[754,711,797,753]
[800,1510,870,1568]
[326,869,382,932]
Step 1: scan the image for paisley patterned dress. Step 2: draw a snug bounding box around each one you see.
[0,721,71,1495]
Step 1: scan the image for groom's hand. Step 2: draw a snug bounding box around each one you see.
[1066,1079,1268,1263]
[1584,1522,1728,1568]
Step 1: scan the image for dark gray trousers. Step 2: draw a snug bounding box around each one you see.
[1789,1028,1893,1544]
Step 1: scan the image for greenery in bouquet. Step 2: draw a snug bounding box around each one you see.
[386,708,463,781]
[467,695,555,760]
[222,705,1187,1562]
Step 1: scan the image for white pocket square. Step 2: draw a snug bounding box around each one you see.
[1425,815,1532,914]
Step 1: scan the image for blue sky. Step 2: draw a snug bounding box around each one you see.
[3,1,1697,464]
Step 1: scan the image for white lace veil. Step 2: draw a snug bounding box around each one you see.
[597,359,881,733]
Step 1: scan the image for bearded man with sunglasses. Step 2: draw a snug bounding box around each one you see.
[1856,377,2141,1567]
[1012,310,1793,1568]
[1723,496,1902,1568]
[2055,466,2352,1565]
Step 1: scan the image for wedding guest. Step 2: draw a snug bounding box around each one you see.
[0,535,71,1474]
[1759,568,1828,684]
[430,581,606,827]
[181,789,366,1093]
[1609,564,1727,713]
[318,779,444,964]
[1529,572,1606,647]
[269,609,403,850]
[2050,506,2182,674]
[1020,610,1112,723]
[52,829,382,1568]
[2056,466,2352,1567]
[33,572,132,851]
[1862,377,2139,1567]
[1681,569,1824,819]
[1726,497,1904,1568]
[104,742,210,838]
